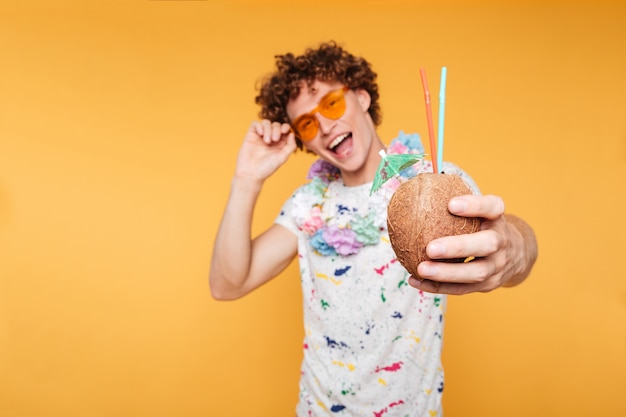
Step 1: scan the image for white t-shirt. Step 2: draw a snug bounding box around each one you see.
[275,134,479,417]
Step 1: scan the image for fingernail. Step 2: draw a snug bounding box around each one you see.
[428,242,446,258]
[449,198,468,214]
[408,276,422,288]
[420,264,437,278]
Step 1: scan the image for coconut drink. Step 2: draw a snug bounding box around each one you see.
[386,172,480,277]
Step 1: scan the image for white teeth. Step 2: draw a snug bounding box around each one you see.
[329,133,349,150]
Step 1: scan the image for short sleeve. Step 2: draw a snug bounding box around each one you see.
[440,161,481,195]
[274,191,299,235]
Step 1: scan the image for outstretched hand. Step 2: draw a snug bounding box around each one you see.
[408,195,536,295]
[235,120,297,183]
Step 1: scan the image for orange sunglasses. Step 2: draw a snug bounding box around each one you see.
[290,86,350,142]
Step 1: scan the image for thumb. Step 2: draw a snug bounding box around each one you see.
[279,131,298,158]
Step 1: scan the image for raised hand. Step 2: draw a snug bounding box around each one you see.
[234,120,297,182]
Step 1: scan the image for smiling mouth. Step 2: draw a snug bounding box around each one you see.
[328,133,351,153]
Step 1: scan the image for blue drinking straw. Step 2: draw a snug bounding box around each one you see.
[437,67,447,173]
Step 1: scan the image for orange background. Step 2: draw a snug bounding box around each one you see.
[1,1,625,416]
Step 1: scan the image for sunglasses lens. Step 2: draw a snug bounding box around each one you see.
[294,116,317,142]
[319,90,346,119]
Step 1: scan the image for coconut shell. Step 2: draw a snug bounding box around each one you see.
[387,173,481,277]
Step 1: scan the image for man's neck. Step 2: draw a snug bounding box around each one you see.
[341,136,386,187]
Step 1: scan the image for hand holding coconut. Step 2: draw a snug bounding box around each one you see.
[402,193,537,295]
[377,167,537,296]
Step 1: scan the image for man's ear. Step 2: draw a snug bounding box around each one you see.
[355,88,371,112]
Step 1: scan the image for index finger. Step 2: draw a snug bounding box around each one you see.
[449,194,505,220]
[249,120,270,142]
[426,229,500,260]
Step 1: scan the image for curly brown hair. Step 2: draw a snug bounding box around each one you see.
[255,41,381,150]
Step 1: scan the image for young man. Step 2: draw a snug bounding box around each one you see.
[210,41,537,416]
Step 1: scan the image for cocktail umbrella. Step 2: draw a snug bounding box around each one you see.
[369,150,424,195]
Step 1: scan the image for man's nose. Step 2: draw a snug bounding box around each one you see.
[316,113,336,136]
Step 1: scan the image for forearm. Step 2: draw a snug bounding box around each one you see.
[502,214,538,287]
[209,175,263,298]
